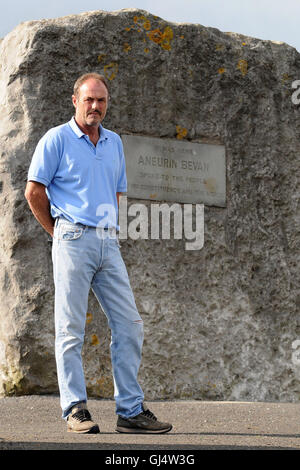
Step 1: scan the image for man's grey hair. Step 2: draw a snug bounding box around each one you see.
[73,73,110,98]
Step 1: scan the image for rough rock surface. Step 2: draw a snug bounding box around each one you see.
[0,8,300,401]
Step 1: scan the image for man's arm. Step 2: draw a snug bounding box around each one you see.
[25,181,55,237]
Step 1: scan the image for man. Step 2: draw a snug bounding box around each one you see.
[25,72,172,434]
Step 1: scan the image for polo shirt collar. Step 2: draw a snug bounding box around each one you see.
[69,117,108,142]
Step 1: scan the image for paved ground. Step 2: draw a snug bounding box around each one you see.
[0,396,300,452]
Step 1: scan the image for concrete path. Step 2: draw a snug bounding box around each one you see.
[0,395,299,450]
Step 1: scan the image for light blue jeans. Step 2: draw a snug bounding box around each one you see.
[52,217,144,419]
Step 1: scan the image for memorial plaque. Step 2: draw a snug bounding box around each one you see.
[121,135,226,206]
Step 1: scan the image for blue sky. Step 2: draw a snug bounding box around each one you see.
[1,0,299,52]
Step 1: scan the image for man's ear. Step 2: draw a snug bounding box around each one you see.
[72,94,77,109]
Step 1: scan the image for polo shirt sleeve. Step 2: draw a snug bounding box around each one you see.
[116,137,127,193]
[27,129,62,187]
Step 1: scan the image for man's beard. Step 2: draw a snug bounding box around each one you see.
[86,111,102,126]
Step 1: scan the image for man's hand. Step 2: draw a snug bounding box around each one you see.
[25,181,55,237]
[117,192,124,208]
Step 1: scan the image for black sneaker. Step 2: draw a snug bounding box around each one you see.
[116,404,172,434]
[67,402,100,434]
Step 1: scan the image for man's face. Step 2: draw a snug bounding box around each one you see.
[72,78,109,129]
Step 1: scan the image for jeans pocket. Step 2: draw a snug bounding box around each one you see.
[58,224,84,241]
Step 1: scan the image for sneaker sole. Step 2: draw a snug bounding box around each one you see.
[67,425,100,434]
[116,425,172,434]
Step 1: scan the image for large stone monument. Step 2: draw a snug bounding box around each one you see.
[0,8,300,402]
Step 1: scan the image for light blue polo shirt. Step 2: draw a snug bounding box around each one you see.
[28,117,127,228]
